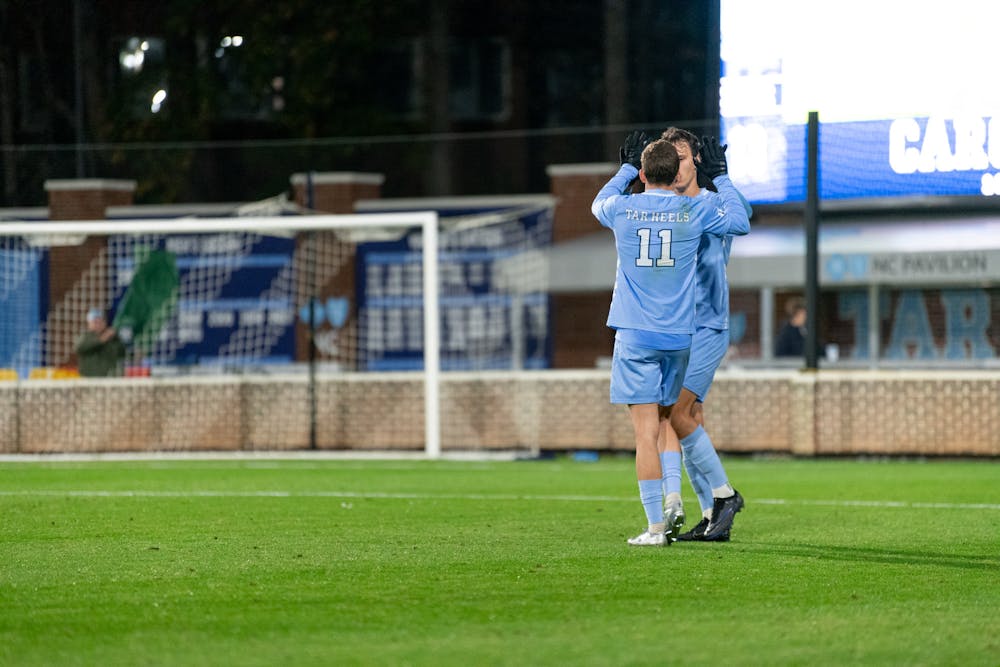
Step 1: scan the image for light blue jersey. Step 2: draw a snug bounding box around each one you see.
[683,188,753,401]
[692,188,751,330]
[694,233,733,330]
[591,165,751,339]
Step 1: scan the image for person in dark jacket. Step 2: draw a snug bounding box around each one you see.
[75,308,126,377]
[775,298,807,357]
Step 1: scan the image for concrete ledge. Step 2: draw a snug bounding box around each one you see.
[290,172,385,186]
[44,179,137,192]
[546,163,617,177]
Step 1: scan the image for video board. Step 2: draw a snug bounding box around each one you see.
[720,0,1000,204]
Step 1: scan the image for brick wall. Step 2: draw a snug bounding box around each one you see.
[550,294,614,368]
[5,371,998,456]
[546,163,617,243]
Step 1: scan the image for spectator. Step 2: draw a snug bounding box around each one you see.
[75,308,126,377]
[775,298,807,357]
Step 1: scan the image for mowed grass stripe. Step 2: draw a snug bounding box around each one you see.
[1,488,999,511]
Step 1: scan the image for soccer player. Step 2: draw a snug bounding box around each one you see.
[591,131,750,546]
[658,127,754,542]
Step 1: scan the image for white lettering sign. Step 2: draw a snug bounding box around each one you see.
[889,116,993,175]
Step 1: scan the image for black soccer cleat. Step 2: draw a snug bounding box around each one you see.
[703,528,730,542]
[675,517,709,541]
[674,517,730,542]
[703,490,744,541]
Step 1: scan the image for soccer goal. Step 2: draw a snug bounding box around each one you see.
[0,207,557,456]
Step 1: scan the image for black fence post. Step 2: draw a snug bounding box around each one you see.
[306,171,318,450]
[805,111,820,370]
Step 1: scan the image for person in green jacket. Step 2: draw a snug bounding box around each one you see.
[75,308,126,377]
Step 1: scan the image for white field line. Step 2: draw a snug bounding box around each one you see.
[0,489,996,511]
[0,451,528,463]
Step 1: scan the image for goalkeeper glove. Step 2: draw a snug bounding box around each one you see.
[619,130,650,171]
[697,135,729,180]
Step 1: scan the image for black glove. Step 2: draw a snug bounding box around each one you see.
[619,130,649,171]
[696,170,719,192]
[697,135,729,180]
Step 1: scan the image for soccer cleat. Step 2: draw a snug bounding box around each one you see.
[703,490,744,541]
[664,500,686,542]
[675,518,731,542]
[701,530,729,542]
[627,530,669,547]
[675,517,709,541]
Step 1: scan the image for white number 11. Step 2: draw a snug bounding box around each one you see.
[635,228,675,267]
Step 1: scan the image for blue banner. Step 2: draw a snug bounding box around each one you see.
[723,116,998,204]
[356,206,553,371]
[0,247,46,376]
[112,234,296,367]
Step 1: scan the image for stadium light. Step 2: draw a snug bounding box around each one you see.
[150,89,167,114]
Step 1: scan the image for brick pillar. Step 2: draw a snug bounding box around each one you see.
[545,163,619,369]
[289,172,384,214]
[545,163,616,244]
[43,179,136,368]
[288,173,384,367]
[45,179,137,221]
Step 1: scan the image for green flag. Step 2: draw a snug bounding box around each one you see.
[113,248,179,351]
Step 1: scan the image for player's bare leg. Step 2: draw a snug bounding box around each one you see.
[657,405,685,540]
[671,388,742,541]
[691,400,705,428]
[627,403,669,546]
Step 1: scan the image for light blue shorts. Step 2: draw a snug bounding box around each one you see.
[682,326,729,401]
[610,339,690,406]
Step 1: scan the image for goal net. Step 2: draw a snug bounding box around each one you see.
[0,207,555,455]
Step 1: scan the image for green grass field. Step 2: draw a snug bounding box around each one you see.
[1,455,997,666]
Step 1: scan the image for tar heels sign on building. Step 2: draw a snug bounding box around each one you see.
[835,289,996,361]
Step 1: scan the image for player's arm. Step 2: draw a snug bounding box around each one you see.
[697,136,751,237]
[591,131,649,226]
[734,188,752,218]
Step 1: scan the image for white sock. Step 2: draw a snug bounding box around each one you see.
[712,483,735,499]
[664,492,682,507]
[648,522,666,534]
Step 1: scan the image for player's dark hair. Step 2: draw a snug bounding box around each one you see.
[661,126,718,192]
[660,126,700,154]
[640,140,680,185]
